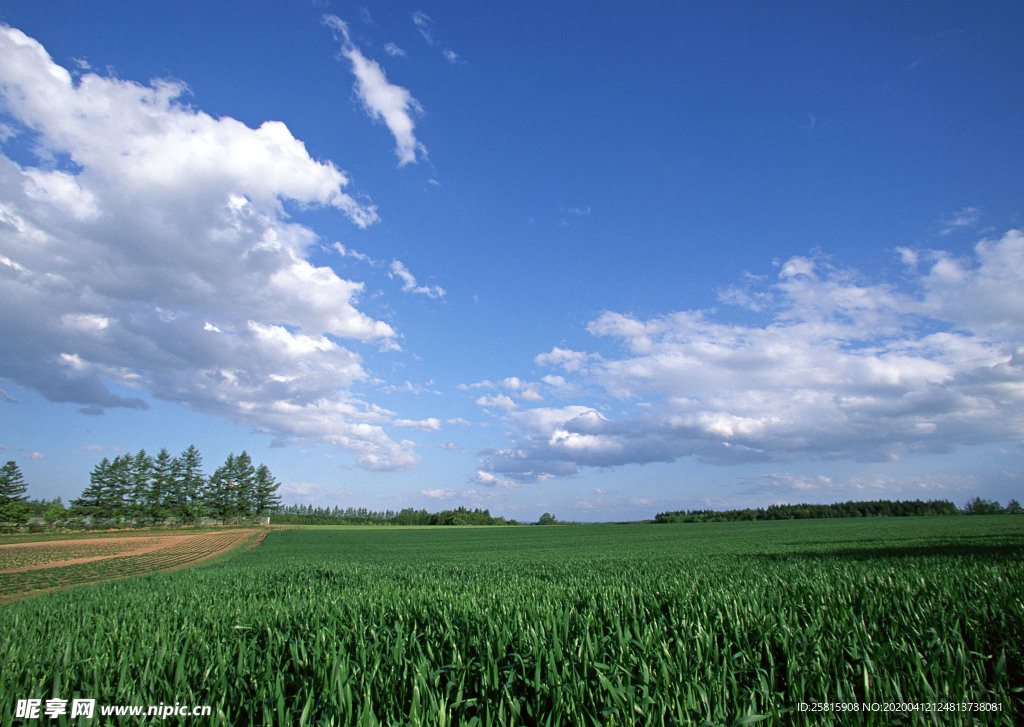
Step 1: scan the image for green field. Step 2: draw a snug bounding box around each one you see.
[1,517,1022,726]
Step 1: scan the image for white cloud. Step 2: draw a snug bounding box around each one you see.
[534,347,599,373]
[916,230,1024,335]
[393,417,442,431]
[473,470,518,488]
[0,25,420,471]
[389,260,445,298]
[324,15,427,166]
[484,234,1024,481]
[421,488,457,499]
[384,43,406,58]
[475,394,517,410]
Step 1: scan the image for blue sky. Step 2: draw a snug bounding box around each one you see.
[1,1,1022,522]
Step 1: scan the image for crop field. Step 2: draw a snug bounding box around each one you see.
[0,529,261,601]
[1,517,1022,726]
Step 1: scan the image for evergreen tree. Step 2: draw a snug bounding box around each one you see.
[128,449,153,524]
[231,451,256,522]
[71,458,116,523]
[147,448,174,524]
[0,461,31,524]
[174,445,206,523]
[252,464,280,517]
[205,454,235,523]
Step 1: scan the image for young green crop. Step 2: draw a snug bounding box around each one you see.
[1,517,1022,726]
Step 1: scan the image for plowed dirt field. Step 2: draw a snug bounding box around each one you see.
[0,529,261,601]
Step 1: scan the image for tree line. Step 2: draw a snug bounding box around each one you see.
[654,498,1023,523]
[273,504,519,526]
[0,447,281,529]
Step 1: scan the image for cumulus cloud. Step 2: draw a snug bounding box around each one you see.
[0,25,420,470]
[323,15,427,166]
[481,233,1024,482]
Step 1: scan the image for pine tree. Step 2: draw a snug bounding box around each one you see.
[148,448,174,524]
[0,461,31,524]
[252,464,281,517]
[205,454,235,524]
[72,458,114,523]
[128,450,153,525]
[174,445,206,524]
[231,451,256,523]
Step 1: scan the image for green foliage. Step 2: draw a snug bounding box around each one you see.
[253,464,281,517]
[174,445,207,524]
[41,499,67,526]
[962,497,1010,515]
[68,447,278,526]
[0,461,31,525]
[273,504,512,526]
[655,499,962,523]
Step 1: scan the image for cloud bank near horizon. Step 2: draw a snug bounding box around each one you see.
[479,233,1024,482]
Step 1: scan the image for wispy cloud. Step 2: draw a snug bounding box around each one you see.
[421,487,499,502]
[412,12,433,43]
[412,11,463,65]
[323,15,427,166]
[389,260,445,298]
[939,206,981,235]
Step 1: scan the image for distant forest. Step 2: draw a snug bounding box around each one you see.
[655,498,1023,523]
[273,504,518,526]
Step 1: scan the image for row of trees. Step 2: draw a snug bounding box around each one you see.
[69,447,281,526]
[654,498,1022,523]
[273,504,518,526]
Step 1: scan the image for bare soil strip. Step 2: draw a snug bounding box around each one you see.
[0,529,262,601]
